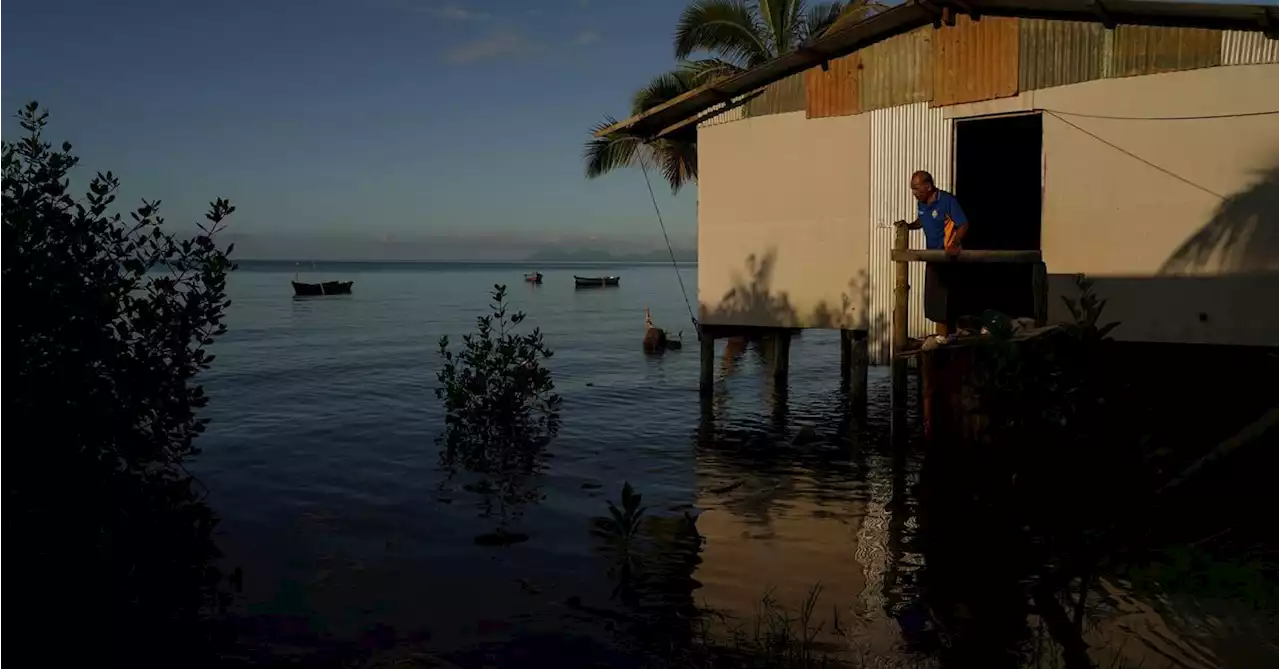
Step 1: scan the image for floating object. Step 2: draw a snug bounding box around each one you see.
[524,271,543,284]
[574,275,620,288]
[642,306,683,352]
[292,280,353,296]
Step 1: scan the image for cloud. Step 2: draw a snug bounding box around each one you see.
[573,29,600,46]
[445,30,540,63]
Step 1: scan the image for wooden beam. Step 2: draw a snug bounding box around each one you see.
[1262,8,1278,39]
[1090,0,1116,29]
[890,249,1043,264]
[952,0,979,20]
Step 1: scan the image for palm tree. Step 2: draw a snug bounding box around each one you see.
[583,69,699,194]
[675,0,884,81]
[583,0,884,193]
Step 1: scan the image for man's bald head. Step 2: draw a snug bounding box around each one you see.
[910,170,935,203]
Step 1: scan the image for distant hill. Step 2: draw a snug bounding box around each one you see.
[526,247,696,263]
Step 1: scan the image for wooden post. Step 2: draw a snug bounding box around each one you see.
[893,226,910,356]
[851,329,869,405]
[1032,260,1048,327]
[839,329,853,385]
[892,226,910,423]
[772,330,791,383]
[699,335,715,395]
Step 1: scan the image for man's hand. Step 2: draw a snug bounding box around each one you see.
[894,219,923,231]
[945,242,962,257]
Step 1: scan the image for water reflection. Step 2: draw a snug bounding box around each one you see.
[685,378,932,666]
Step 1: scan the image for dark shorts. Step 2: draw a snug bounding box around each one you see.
[924,262,956,324]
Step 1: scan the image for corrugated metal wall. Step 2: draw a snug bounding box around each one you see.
[804,53,861,118]
[697,96,748,128]
[932,15,1020,106]
[745,73,806,117]
[867,103,952,364]
[1019,19,1108,90]
[1221,30,1279,66]
[860,28,933,112]
[1109,25,1221,77]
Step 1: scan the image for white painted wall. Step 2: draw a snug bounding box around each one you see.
[698,64,1278,346]
[697,111,871,330]
[903,64,1276,346]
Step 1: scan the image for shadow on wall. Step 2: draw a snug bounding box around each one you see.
[1161,166,1278,275]
[1046,167,1279,346]
[699,248,886,334]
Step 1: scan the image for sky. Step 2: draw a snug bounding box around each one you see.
[2,0,699,256]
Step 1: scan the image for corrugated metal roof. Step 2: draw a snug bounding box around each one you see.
[1222,30,1279,65]
[804,53,861,119]
[860,28,933,112]
[597,0,1277,140]
[1110,25,1222,77]
[1019,19,1108,90]
[744,73,806,117]
[932,15,1020,107]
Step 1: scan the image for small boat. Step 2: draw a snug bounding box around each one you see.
[574,275,620,288]
[292,261,353,297]
[524,271,543,284]
[292,280,353,296]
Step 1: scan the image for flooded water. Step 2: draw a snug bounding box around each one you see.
[194,261,1274,668]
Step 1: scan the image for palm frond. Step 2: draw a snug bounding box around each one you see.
[824,0,887,36]
[679,58,745,86]
[584,116,644,180]
[653,137,698,194]
[630,69,699,116]
[674,0,772,68]
[757,0,803,55]
[800,1,847,43]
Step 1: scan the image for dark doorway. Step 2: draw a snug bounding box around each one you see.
[952,113,1043,321]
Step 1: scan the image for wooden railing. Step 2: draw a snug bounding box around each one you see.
[890,225,1049,418]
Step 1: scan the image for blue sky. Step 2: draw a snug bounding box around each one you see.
[2,0,698,249]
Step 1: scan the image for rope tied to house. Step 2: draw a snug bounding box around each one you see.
[639,160,701,339]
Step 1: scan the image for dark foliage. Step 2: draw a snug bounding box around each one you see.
[436,284,562,527]
[4,102,237,666]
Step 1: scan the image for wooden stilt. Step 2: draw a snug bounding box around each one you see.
[851,329,869,405]
[840,329,853,385]
[699,336,715,395]
[772,330,791,383]
[892,226,910,431]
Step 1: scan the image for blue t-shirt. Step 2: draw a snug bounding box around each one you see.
[917,190,968,250]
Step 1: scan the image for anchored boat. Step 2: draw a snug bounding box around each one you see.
[574,275,620,288]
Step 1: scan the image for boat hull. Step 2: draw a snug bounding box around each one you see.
[292,281,353,296]
[573,275,620,288]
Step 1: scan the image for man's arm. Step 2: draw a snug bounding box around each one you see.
[894,218,924,230]
[945,197,969,252]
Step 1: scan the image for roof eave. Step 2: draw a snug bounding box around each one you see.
[594,0,1278,141]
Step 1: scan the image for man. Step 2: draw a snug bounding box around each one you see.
[898,170,969,336]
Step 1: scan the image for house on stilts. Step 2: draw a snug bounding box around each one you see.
[597,0,1278,398]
